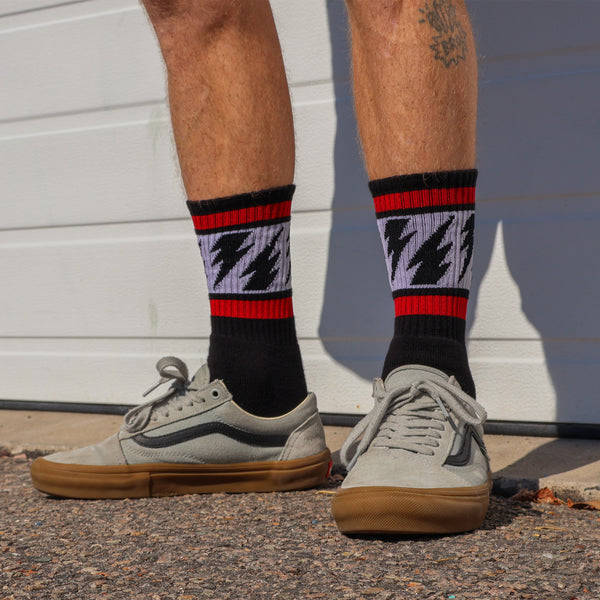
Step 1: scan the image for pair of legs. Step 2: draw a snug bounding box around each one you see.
[144,0,476,198]
[31,0,491,535]
[143,0,478,410]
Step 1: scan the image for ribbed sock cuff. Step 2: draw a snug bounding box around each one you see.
[368,169,477,197]
[187,185,295,217]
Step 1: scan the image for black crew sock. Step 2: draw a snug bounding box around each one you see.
[382,322,475,398]
[208,334,307,418]
[370,170,477,396]
[187,186,307,417]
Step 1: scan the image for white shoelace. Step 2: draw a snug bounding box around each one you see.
[341,376,488,471]
[123,357,203,433]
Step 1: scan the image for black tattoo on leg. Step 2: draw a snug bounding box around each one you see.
[419,0,468,68]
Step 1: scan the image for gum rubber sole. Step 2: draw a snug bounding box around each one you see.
[332,479,491,535]
[30,449,331,499]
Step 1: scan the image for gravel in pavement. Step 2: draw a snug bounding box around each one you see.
[1,457,599,600]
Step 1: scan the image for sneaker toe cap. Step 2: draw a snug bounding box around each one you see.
[342,447,487,490]
[43,433,126,466]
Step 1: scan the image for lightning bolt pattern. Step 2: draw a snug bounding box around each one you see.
[242,228,283,291]
[409,216,455,285]
[459,213,475,282]
[376,210,474,292]
[384,218,417,281]
[209,232,252,289]
[198,222,291,295]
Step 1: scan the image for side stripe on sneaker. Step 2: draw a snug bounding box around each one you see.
[133,422,290,449]
[444,424,488,467]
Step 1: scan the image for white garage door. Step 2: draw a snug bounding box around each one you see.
[1,0,599,429]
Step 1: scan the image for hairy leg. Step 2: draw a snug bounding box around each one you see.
[332,2,488,537]
[141,0,295,200]
[346,0,479,393]
[346,0,477,178]
[141,1,306,418]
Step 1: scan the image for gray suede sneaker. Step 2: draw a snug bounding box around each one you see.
[31,357,330,499]
[332,365,491,535]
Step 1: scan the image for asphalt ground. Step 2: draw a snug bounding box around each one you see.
[2,411,600,599]
[1,455,599,600]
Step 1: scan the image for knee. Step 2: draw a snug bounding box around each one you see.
[345,0,405,14]
[142,0,247,45]
[345,0,406,30]
[141,0,182,21]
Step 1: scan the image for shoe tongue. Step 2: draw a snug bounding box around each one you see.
[384,364,450,391]
[190,363,211,388]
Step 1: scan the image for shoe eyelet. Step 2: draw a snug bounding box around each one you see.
[211,389,221,399]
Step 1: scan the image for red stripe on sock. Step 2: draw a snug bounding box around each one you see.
[210,297,294,319]
[192,200,292,230]
[394,295,468,319]
[374,187,475,213]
